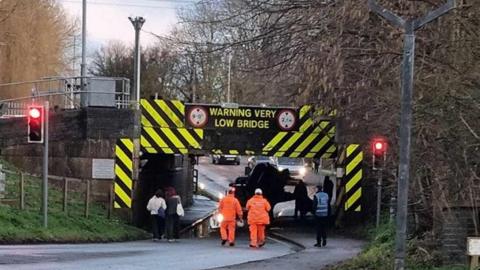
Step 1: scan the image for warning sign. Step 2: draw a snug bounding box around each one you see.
[187,106,208,128]
[185,104,298,131]
[276,109,297,131]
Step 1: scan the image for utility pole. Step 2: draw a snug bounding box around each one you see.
[72,35,76,75]
[368,1,455,269]
[42,101,49,228]
[129,16,145,225]
[129,16,145,108]
[192,64,197,102]
[227,52,232,103]
[81,0,86,83]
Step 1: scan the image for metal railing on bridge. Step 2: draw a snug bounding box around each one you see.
[0,76,131,117]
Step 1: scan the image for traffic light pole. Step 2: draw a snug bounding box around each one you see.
[376,167,382,228]
[368,1,455,269]
[42,101,49,228]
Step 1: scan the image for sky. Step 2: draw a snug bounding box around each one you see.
[59,0,197,48]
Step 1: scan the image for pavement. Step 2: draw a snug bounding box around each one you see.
[214,219,365,270]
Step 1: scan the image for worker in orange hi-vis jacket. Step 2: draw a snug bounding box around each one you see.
[246,188,271,248]
[218,187,243,247]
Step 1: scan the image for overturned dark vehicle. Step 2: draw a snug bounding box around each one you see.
[232,163,296,211]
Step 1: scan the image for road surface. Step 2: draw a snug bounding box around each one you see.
[0,237,293,270]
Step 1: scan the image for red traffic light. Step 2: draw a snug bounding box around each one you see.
[27,105,44,143]
[372,138,388,157]
[29,108,41,119]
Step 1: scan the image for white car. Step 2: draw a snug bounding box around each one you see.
[274,157,307,178]
[247,156,276,169]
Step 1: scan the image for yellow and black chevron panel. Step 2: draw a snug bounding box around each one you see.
[140,99,203,154]
[114,138,133,209]
[344,144,363,212]
[141,126,203,154]
[261,105,336,158]
[141,99,185,128]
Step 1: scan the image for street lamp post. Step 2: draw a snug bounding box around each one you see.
[128,17,145,221]
[81,0,87,82]
[368,1,455,269]
[223,33,233,103]
[129,16,145,108]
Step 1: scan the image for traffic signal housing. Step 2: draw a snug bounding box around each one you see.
[27,105,44,143]
[372,137,387,170]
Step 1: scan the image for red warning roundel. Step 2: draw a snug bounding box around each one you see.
[276,109,297,131]
[187,106,208,128]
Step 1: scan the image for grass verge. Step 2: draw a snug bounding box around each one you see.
[328,222,467,270]
[0,159,150,243]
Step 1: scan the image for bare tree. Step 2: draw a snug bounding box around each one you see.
[170,0,480,235]
[0,0,76,99]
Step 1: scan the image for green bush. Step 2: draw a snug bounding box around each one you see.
[330,222,467,270]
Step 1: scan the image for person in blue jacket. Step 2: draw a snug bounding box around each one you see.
[313,185,330,247]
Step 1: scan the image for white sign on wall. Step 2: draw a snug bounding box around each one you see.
[92,159,115,179]
[468,237,480,256]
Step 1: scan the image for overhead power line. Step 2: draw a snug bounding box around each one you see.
[117,0,196,3]
[59,0,197,9]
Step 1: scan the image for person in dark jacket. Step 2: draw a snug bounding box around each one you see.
[165,187,184,242]
[323,176,334,226]
[313,185,330,247]
[323,176,334,205]
[313,158,319,173]
[293,180,309,221]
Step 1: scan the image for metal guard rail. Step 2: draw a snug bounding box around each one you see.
[0,77,132,117]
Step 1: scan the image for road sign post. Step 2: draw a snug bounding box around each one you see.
[368,1,456,269]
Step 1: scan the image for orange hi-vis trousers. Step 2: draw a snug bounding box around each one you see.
[220,221,236,243]
[249,224,266,247]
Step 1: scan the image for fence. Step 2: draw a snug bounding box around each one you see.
[0,166,114,219]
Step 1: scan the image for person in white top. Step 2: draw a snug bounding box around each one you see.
[146,189,167,241]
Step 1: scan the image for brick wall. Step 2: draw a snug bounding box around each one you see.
[439,206,476,264]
